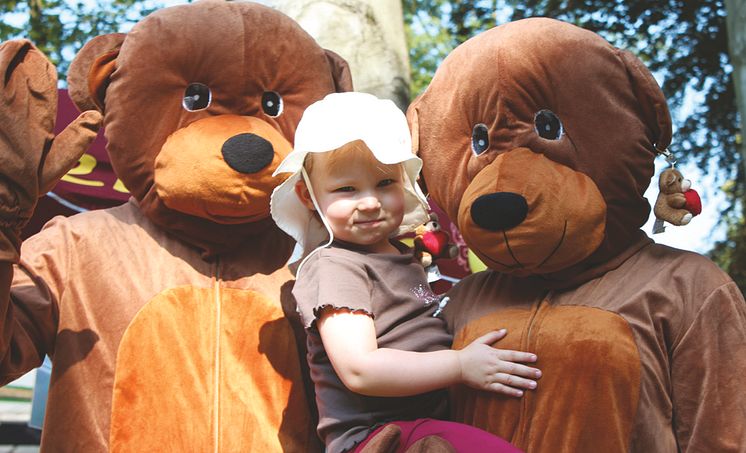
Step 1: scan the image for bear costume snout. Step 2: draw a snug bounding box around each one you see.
[221,133,275,174]
[470,192,528,231]
[457,147,606,275]
[154,115,292,222]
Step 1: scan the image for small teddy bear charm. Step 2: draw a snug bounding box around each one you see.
[652,167,702,234]
[414,213,459,268]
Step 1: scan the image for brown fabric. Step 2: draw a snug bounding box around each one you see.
[66,1,352,255]
[292,242,452,453]
[409,18,669,270]
[0,228,20,263]
[457,147,606,275]
[444,243,746,451]
[67,33,125,113]
[154,115,291,223]
[5,201,317,452]
[110,286,312,452]
[1,2,355,451]
[618,50,672,150]
[0,40,57,229]
[0,259,48,382]
[451,307,640,452]
[39,110,102,194]
[0,39,100,254]
[359,424,401,453]
[407,17,745,453]
[87,49,118,113]
[325,49,355,93]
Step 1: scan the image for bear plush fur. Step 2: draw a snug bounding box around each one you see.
[0,1,351,451]
[409,18,746,451]
[414,213,459,267]
[653,167,698,226]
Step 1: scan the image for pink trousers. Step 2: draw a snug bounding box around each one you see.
[352,418,523,453]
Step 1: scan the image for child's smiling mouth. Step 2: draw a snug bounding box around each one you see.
[354,218,385,227]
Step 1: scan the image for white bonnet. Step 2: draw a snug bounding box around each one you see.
[270,92,429,268]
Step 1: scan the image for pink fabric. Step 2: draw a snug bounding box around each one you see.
[352,418,522,453]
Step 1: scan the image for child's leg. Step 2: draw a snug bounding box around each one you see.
[354,418,522,453]
[396,418,522,453]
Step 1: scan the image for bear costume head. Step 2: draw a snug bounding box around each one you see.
[67,0,352,255]
[0,2,353,450]
[409,17,671,284]
[407,18,746,453]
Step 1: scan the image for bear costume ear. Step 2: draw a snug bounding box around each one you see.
[324,49,353,93]
[405,103,429,196]
[407,104,420,156]
[618,50,672,153]
[68,33,126,113]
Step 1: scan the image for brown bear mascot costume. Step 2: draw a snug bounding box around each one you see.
[0,1,352,451]
[408,18,746,452]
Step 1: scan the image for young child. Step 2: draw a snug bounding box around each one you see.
[270,93,541,453]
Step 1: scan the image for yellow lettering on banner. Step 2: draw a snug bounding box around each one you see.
[61,154,104,187]
[113,179,129,194]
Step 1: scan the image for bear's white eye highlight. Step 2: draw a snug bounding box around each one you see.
[534,110,563,140]
[262,91,283,117]
[471,123,489,155]
[183,83,211,111]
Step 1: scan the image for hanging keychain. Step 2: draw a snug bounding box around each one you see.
[652,148,702,234]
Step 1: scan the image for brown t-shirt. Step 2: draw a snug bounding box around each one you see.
[292,241,453,453]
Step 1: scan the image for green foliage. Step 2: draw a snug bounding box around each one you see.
[0,0,175,80]
[709,179,746,289]
[404,1,502,96]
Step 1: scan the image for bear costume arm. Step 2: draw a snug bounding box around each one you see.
[671,281,746,451]
[0,38,99,384]
[0,216,76,385]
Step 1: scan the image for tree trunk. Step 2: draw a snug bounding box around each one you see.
[267,0,411,110]
[726,0,746,177]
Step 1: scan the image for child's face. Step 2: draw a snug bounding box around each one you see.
[297,148,405,253]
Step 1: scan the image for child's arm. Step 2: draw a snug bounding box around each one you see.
[318,307,541,398]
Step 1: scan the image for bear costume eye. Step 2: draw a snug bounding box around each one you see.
[182,83,211,111]
[262,91,283,117]
[471,123,490,155]
[534,110,563,140]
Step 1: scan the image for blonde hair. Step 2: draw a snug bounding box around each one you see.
[303,139,401,177]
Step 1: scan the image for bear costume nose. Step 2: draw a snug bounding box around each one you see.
[221,133,275,174]
[471,192,528,231]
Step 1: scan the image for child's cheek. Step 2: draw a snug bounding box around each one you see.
[384,191,405,213]
[325,199,355,224]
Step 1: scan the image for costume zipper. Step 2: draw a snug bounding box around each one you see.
[515,290,552,447]
[213,258,222,453]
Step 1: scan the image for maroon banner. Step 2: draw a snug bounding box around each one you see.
[21,90,130,239]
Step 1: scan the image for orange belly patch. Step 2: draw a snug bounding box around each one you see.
[109,285,315,452]
[452,303,640,453]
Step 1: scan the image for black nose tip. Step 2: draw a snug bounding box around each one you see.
[470,192,528,231]
[221,133,274,174]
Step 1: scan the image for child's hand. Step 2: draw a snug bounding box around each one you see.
[457,329,541,397]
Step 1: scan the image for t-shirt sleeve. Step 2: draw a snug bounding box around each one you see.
[292,252,373,329]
